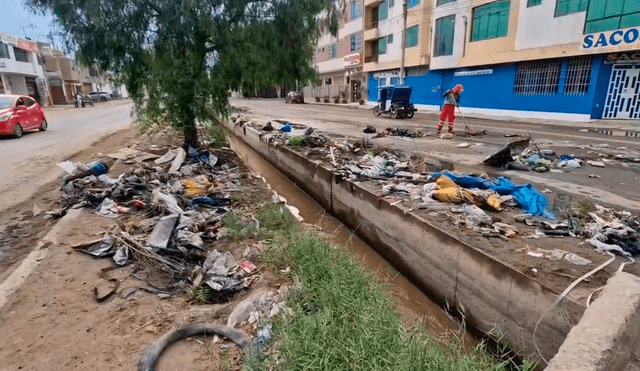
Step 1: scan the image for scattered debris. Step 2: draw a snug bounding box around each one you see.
[587,160,606,168]
[457,143,471,148]
[363,125,376,134]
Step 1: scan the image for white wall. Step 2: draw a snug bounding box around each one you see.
[316,58,346,74]
[429,6,470,70]
[515,1,584,50]
[376,0,405,65]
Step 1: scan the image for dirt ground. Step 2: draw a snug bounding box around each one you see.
[0,129,290,371]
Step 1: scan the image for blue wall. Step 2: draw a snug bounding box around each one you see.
[368,55,610,118]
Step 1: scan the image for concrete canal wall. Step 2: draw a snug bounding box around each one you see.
[225,121,586,364]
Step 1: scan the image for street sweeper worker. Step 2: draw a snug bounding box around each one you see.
[438,84,464,134]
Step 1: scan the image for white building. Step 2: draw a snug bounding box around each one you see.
[0,32,47,104]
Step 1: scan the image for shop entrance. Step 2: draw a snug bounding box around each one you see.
[603,64,640,119]
[351,79,361,102]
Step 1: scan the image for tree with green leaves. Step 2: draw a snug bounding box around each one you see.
[28,0,340,147]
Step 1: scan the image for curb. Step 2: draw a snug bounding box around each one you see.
[584,128,640,138]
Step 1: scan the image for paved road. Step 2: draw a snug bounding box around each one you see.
[232,98,640,211]
[0,101,133,211]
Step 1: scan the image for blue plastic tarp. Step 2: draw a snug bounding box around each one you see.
[433,173,555,218]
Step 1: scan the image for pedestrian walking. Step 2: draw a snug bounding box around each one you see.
[438,84,464,135]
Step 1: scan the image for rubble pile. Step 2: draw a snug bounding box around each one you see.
[56,144,265,300]
[484,138,640,173]
[233,115,640,258]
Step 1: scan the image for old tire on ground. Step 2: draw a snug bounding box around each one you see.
[39,118,48,131]
[390,107,398,119]
[137,323,251,371]
[13,124,23,138]
[406,110,414,119]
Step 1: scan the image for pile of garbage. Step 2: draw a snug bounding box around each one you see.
[57,144,262,300]
[484,138,640,173]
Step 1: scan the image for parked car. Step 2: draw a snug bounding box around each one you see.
[0,95,47,138]
[284,91,304,104]
[88,91,111,102]
[98,92,111,101]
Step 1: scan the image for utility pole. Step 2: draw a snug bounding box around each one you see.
[399,0,408,84]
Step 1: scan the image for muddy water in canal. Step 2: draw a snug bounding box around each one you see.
[229,135,473,344]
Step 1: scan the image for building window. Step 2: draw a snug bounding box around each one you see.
[527,0,542,7]
[377,36,387,55]
[408,0,420,8]
[351,35,357,52]
[379,0,388,21]
[585,0,640,33]
[325,78,333,85]
[471,0,511,42]
[13,47,29,62]
[389,0,395,8]
[555,0,588,17]
[351,0,358,19]
[513,60,561,96]
[564,56,592,96]
[331,43,337,59]
[390,77,400,85]
[434,15,455,56]
[387,34,394,44]
[437,0,455,6]
[0,43,9,59]
[406,25,419,47]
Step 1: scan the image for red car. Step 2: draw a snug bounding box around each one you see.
[0,95,48,138]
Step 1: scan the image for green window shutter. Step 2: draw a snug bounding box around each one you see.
[434,15,455,56]
[621,12,640,28]
[587,0,606,20]
[378,37,387,54]
[471,0,510,41]
[437,0,456,6]
[585,17,621,33]
[585,0,640,33]
[624,0,640,14]
[379,1,388,20]
[527,0,542,7]
[406,25,419,47]
[556,0,587,17]
[604,0,624,17]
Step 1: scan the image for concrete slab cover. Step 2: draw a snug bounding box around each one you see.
[546,272,640,371]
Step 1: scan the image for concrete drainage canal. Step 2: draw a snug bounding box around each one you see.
[227,130,470,339]
[224,117,640,370]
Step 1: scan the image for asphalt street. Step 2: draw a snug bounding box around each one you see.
[0,100,133,211]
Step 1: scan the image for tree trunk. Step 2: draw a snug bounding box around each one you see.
[182,108,199,149]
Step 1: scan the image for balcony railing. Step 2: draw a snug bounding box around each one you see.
[364,55,378,64]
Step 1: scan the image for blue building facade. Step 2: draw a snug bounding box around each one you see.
[368,54,619,119]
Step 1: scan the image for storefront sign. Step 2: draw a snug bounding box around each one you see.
[343,53,361,67]
[583,27,640,50]
[454,69,493,77]
[17,39,35,52]
[605,52,640,64]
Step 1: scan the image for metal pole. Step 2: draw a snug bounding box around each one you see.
[399,0,408,84]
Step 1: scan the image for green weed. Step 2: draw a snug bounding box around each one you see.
[205,123,229,147]
[221,212,258,240]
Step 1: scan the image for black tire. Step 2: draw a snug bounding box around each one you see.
[406,110,414,119]
[373,106,381,116]
[39,118,48,131]
[13,124,23,138]
[390,107,398,119]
